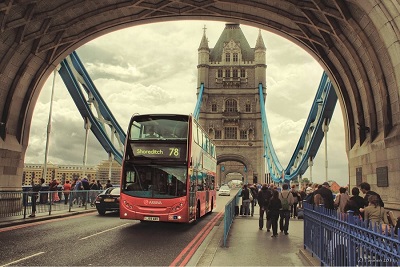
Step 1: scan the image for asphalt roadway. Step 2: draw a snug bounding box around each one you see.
[0,208,317,267]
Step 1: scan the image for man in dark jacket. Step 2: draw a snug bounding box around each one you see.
[257,184,272,230]
[359,182,384,207]
[313,182,334,210]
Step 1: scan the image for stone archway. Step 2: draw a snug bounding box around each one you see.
[217,154,254,185]
[0,1,399,211]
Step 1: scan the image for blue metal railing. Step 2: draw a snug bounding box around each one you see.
[303,203,400,266]
[223,191,241,247]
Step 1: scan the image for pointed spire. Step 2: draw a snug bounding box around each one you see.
[255,29,266,50]
[198,24,209,50]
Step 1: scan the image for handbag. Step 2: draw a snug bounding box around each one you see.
[249,193,253,201]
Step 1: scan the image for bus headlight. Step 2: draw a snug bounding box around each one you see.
[171,202,184,212]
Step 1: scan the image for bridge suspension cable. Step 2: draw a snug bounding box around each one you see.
[259,72,337,183]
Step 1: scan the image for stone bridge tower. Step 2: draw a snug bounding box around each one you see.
[197,23,267,185]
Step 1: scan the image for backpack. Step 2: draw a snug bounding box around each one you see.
[281,193,290,210]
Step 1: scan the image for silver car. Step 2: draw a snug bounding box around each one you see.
[218,185,231,196]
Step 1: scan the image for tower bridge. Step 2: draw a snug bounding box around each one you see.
[0,1,399,211]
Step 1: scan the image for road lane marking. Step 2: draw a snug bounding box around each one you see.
[0,252,45,267]
[79,223,130,240]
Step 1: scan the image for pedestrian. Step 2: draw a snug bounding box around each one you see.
[240,184,251,216]
[89,179,99,206]
[279,183,294,235]
[96,180,103,190]
[62,180,72,205]
[269,189,282,237]
[334,187,350,213]
[73,177,83,207]
[257,184,272,230]
[49,178,60,204]
[249,184,258,217]
[362,195,389,228]
[359,182,384,207]
[81,176,90,206]
[290,184,300,218]
[105,179,113,188]
[344,187,364,218]
[29,179,42,218]
[313,182,334,210]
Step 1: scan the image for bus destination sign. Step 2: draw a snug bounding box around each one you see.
[132,143,186,160]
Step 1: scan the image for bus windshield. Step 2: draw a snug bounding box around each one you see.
[130,115,188,140]
[123,165,187,198]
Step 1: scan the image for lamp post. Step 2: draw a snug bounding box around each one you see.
[308,156,313,183]
[43,66,59,181]
[323,118,329,182]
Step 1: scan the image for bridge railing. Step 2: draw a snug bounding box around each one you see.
[303,202,399,266]
[0,190,103,221]
[223,191,241,247]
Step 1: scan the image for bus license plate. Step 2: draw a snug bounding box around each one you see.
[144,216,159,221]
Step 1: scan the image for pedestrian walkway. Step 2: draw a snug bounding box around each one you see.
[189,209,318,266]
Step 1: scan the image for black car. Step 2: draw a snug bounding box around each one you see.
[95,187,120,215]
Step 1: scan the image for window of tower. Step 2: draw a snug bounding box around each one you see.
[225,53,230,62]
[240,69,246,77]
[225,127,237,139]
[212,103,217,112]
[233,53,238,62]
[240,130,248,139]
[215,130,221,139]
[233,69,238,78]
[245,103,251,112]
[225,99,238,112]
[217,69,223,78]
[225,69,230,78]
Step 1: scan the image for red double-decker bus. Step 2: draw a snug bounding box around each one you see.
[119,114,217,223]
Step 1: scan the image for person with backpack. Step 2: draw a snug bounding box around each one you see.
[279,183,294,235]
[257,183,272,230]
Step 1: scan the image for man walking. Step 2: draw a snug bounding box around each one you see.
[279,183,294,235]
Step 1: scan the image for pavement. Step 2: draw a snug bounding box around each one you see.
[188,209,318,267]
[0,208,318,266]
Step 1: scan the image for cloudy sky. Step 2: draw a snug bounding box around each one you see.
[25,20,349,185]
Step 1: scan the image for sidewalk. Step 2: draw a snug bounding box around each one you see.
[0,208,97,229]
[189,210,318,267]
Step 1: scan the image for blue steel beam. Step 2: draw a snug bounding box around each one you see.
[58,52,125,164]
[259,72,337,183]
[259,84,284,183]
[193,83,204,120]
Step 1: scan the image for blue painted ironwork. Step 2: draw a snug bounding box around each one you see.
[259,72,337,183]
[259,83,284,182]
[193,83,204,120]
[303,203,400,266]
[223,190,241,247]
[58,51,126,164]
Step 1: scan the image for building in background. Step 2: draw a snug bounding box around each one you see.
[197,23,267,185]
[22,160,121,186]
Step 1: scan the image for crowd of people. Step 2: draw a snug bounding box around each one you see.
[237,181,399,237]
[29,177,113,218]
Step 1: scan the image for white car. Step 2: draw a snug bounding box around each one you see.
[218,185,231,196]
